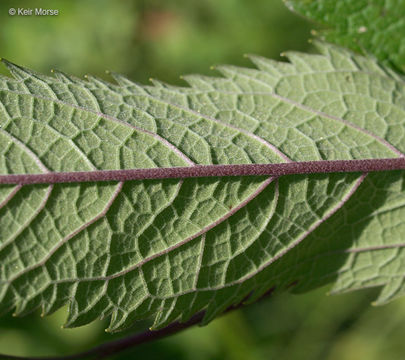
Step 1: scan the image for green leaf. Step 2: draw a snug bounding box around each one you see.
[285,0,405,72]
[0,43,404,332]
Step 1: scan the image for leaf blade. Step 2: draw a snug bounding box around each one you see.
[0,43,404,332]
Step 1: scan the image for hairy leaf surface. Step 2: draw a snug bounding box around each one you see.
[285,0,405,72]
[0,43,404,332]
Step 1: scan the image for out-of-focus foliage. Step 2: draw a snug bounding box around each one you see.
[1,1,405,359]
[3,287,405,360]
[285,0,405,73]
[0,0,312,84]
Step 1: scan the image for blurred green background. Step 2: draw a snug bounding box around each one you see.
[1,0,405,359]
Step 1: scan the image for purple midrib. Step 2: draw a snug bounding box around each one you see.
[0,158,404,185]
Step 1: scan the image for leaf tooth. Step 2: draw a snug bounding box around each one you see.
[109,72,132,86]
[84,74,112,89]
[176,293,204,323]
[63,315,80,329]
[282,51,332,73]
[245,54,278,73]
[64,298,112,328]
[201,290,243,326]
[310,41,374,73]
[309,40,332,56]
[214,64,256,79]
[108,299,154,332]
[40,284,69,316]
[148,293,211,328]
[1,58,32,81]
[218,64,283,93]
[212,64,236,78]
[10,284,53,317]
[51,69,85,84]
[63,297,80,328]
[247,54,297,78]
[180,74,217,90]
[323,41,358,58]
[150,298,178,330]
[0,58,53,82]
[350,52,403,80]
[51,69,74,83]
[12,297,40,317]
[106,308,128,333]
[314,41,396,79]
[40,287,58,316]
[109,72,143,90]
[157,80,188,92]
[146,77,187,92]
[373,278,405,305]
[242,283,276,305]
[11,299,25,317]
[107,298,163,332]
[201,303,227,326]
[63,281,110,328]
[148,78,172,89]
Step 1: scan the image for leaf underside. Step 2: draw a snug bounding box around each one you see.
[0,42,404,332]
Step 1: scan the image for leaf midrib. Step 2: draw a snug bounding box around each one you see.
[1,158,404,184]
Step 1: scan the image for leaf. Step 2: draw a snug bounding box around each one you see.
[0,43,404,332]
[285,0,405,72]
